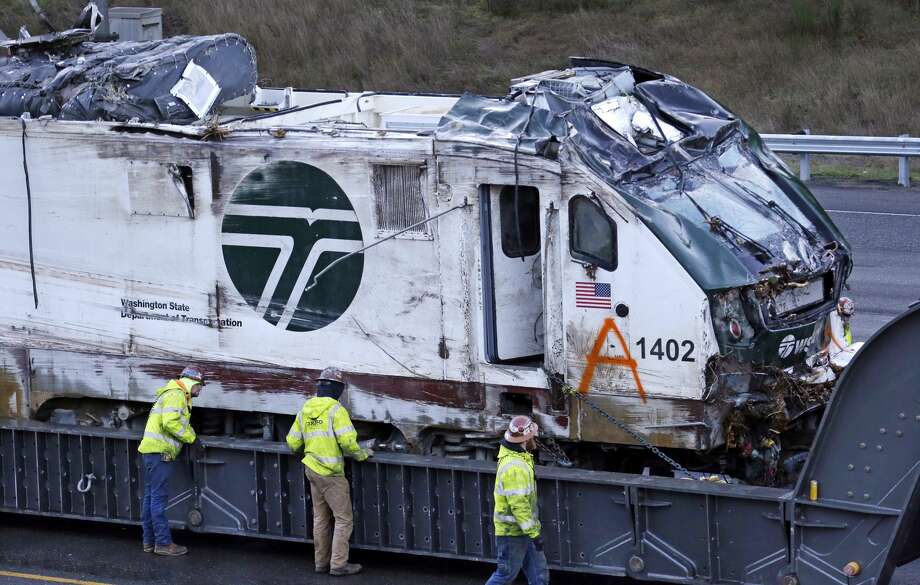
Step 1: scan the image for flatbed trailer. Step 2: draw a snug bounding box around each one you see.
[3,305,920,584]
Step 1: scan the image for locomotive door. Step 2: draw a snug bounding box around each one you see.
[560,192,625,392]
[558,186,712,403]
[480,184,544,363]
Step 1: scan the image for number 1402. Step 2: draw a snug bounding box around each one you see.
[636,337,695,362]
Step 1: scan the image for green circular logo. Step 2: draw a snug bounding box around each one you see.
[221,161,364,332]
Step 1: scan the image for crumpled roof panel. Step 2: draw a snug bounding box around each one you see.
[0,33,257,124]
[435,93,566,156]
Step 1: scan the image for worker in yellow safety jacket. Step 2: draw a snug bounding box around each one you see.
[287,367,372,577]
[137,366,205,557]
[486,415,549,585]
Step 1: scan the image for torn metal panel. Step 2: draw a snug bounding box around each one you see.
[0,33,256,123]
[591,95,683,149]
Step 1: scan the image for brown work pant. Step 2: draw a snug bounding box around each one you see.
[305,467,354,570]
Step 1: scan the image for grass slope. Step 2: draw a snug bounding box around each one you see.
[3,0,920,137]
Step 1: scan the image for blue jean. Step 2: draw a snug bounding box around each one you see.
[486,535,549,585]
[141,454,174,546]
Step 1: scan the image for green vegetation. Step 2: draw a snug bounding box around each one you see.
[4,0,920,139]
[779,154,920,185]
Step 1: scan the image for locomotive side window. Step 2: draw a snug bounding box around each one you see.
[498,185,540,258]
[569,195,617,270]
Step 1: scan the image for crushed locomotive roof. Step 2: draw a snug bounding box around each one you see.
[436,57,851,292]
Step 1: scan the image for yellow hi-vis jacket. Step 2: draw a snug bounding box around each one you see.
[137,378,198,460]
[493,444,541,538]
[286,397,369,476]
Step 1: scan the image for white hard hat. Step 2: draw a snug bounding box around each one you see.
[504,415,539,444]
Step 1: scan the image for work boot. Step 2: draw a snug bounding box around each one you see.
[329,563,362,576]
[154,543,188,556]
[315,565,330,574]
[143,543,154,553]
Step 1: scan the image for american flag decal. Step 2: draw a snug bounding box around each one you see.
[575,282,612,309]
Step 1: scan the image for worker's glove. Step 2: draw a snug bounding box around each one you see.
[357,439,375,459]
[532,535,545,551]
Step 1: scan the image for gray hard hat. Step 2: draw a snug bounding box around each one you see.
[316,367,345,384]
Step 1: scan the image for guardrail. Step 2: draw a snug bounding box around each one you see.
[762,132,919,188]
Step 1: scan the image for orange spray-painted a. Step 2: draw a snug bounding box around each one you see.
[577,318,647,403]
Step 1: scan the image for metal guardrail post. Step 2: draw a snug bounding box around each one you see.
[96,0,110,37]
[763,132,920,188]
[800,129,811,182]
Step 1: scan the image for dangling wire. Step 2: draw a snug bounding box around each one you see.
[301,199,470,297]
[512,90,538,262]
[21,118,38,309]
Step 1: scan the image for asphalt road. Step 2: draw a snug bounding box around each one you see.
[2,182,918,585]
[3,512,920,585]
[0,514,614,585]
[810,182,920,340]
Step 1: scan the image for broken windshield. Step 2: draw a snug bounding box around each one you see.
[635,137,816,240]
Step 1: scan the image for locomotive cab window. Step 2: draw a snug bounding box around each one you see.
[569,195,617,270]
[498,185,540,258]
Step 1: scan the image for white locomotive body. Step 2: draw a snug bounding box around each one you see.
[0,49,854,479]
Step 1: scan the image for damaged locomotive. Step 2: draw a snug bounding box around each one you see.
[0,27,859,484]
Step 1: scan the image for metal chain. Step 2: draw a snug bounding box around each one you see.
[535,436,572,468]
[566,388,692,477]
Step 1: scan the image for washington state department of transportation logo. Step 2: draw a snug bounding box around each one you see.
[221,161,364,332]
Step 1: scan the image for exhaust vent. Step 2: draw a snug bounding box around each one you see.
[372,164,431,240]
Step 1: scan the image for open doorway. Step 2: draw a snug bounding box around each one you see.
[480,184,544,365]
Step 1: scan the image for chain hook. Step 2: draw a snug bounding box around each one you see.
[76,472,96,493]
